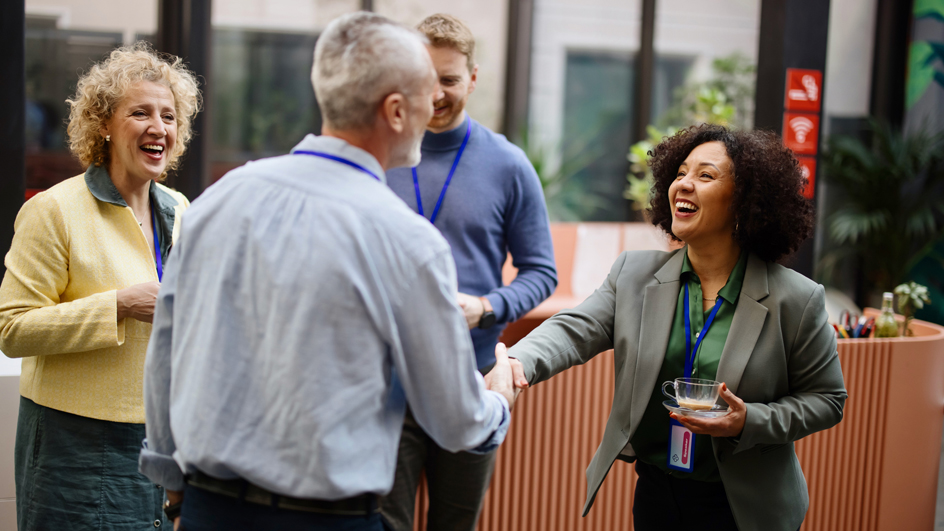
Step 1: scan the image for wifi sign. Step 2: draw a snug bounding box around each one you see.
[783,112,819,155]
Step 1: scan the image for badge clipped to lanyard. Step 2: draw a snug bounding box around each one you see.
[667,282,723,473]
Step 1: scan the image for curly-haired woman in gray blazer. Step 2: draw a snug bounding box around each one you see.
[507,124,846,531]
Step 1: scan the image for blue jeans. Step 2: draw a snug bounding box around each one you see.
[180,485,388,531]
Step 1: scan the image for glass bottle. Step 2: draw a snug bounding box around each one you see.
[874,292,899,338]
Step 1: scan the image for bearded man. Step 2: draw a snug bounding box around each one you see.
[379,13,557,531]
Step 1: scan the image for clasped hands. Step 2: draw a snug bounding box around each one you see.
[483,343,530,412]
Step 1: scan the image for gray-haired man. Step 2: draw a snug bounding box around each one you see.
[139,12,518,531]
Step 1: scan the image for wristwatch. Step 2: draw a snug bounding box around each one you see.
[478,296,496,329]
[163,498,183,521]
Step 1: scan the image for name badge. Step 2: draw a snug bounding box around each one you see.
[667,418,694,473]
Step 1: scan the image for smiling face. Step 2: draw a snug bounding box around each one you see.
[101,80,177,185]
[426,44,477,133]
[668,141,738,247]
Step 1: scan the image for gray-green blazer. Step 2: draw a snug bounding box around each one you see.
[509,249,847,531]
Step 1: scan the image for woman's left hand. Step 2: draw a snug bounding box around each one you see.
[670,383,746,438]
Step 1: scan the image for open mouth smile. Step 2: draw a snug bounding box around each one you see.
[675,200,699,214]
[140,144,165,159]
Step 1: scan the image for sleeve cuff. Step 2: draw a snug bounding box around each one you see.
[467,392,511,455]
[485,293,508,324]
[139,444,186,491]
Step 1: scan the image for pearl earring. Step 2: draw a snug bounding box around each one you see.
[105,135,111,142]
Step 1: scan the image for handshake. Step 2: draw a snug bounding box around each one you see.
[483,342,530,412]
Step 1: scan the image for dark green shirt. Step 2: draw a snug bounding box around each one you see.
[629,249,748,481]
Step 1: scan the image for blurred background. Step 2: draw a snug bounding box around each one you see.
[8,0,942,322]
[2,1,944,529]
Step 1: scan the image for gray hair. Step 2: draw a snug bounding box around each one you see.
[312,12,431,131]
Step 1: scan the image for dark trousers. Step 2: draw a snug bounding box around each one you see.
[179,485,387,531]
[633,460,739,531]
[379,409,497,531]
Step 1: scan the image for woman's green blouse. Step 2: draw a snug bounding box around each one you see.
[629,250,748,482]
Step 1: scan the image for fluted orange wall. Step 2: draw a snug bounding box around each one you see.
[410,315,944,531]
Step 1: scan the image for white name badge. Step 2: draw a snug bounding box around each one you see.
[667,419,695,472]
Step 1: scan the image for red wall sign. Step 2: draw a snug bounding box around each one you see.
[783,112,819,155]
[784,68,822,112]
[796,156,817,199]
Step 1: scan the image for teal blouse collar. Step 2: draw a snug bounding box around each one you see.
[84,164,180,259]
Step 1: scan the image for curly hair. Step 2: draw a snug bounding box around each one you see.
[66,41,202,179]
[647,123,815,263]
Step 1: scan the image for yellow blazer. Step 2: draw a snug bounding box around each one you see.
[0,167,188,423]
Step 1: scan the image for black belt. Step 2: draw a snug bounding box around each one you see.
[185,470,379,516]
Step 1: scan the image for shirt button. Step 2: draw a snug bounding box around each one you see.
[154,520,162,527]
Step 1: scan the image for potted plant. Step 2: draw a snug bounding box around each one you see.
[819,121,944,304]
[894,281,932,336]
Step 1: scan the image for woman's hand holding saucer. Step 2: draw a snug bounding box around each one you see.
[670,383,746,438]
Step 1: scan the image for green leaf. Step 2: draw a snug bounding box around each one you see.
[905,206,938,238]
[915,0,944,21]
[829,207,889,244]
[908,42,937,108]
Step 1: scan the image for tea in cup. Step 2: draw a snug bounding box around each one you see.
[662,377,721,411]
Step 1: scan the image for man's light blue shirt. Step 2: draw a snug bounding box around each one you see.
[139,135,510,499]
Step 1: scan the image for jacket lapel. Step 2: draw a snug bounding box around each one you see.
[628,250,685,430]
[716,253,769,395]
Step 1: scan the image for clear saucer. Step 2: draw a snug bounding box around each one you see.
[663,400,730,419]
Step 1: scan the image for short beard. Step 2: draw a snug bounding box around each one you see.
[404,135,423,167]
[389,131,424,169]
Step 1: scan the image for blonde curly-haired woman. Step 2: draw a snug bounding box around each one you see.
[0,42,201,531]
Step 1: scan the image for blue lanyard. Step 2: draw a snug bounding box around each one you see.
[683,282,723,378]
[293,151,381,181]
[411,120,472,224]
[152,203,163,282]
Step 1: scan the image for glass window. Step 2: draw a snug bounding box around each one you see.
[209,0,360,182]
[210,29,319,181]
[528,0,644,221]
[561,51,635,221]
[24,0,158,192]
[651,0,760,130]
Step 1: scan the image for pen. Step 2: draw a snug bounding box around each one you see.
[852,316,867,338]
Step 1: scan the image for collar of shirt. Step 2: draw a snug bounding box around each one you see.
[679,248,750,304]
[290,134,387,184]
[84,163,179,259]
[420,114,472,153]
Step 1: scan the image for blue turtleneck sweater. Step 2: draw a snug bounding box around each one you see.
[387,115,558,369]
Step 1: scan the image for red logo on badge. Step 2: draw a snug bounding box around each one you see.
[783,113,819,155]
[682,432,691,464]
[785,69,822,112]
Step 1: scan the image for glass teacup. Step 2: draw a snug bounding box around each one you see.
[661,377,722,411]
